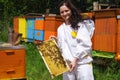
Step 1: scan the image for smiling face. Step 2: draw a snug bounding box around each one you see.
[60,5,72,24]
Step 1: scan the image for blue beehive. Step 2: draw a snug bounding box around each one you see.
[27,18,35,29]
[34,30,44,41]
[27,29,34,42]
[27,18,35,42]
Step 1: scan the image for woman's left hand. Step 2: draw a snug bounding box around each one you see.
[70,58,78,72]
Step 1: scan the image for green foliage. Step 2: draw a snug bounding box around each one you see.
[0,20,8,42]
[0,29,8,42]
[93,59,120,80]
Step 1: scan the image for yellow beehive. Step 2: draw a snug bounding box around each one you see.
[18,17,27,41]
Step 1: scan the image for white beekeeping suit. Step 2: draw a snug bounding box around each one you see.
[57,19,95,63]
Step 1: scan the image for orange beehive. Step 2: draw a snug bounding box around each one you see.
[13,17,19,33]
[35,17,45,30]
[0,47,26,79]
[44,30,57,40]
[44,16,63,31]
[117,19,120,54]
[13,16,27,41]
[44,16,63,40]
[93,34,116,52]
[93,9,117,52]
[116,14,120,60]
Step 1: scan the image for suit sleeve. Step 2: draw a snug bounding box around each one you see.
[74,23,94,59]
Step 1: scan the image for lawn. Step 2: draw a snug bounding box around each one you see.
[24,42,120,80]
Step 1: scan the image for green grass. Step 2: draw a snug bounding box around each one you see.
[93,60,120,80]
[23,42,120,80]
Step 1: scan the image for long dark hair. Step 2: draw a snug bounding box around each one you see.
[59,0,83,29]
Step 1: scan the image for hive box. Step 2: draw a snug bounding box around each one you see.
[0,46,26,79]
[93,9,117,52]
[34,30,44,41]
[27,18,35,29]
[44,16,63,40]
[35,17,45,30]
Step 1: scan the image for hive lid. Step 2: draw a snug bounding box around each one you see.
[0,42,25,50]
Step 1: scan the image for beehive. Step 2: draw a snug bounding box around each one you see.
[0,46,26,79]
[26,17,35,42]
[27,29,34,42]
[34,30,44,41]
[44,16,63,40]
[93,9,117,52]
[35,17,45,30]
[13,17,19,33]
[18,17,27,41]
[44,31,57,40]
[115,10,120,60]
[27,18,35,29]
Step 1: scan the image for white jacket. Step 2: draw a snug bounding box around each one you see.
[57,19,95,64]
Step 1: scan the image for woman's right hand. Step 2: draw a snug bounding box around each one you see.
[70,58,78,72]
